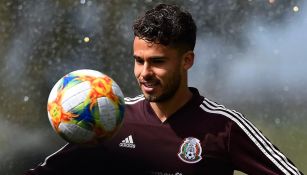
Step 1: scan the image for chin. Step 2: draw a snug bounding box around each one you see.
[143,94,158,102]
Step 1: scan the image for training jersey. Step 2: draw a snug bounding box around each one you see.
[24,88,302,175]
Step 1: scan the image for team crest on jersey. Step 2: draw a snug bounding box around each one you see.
[178,137,202,164]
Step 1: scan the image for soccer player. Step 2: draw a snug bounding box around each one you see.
[25,3,303,175]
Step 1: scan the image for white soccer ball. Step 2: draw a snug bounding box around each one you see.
[47,69,125,144]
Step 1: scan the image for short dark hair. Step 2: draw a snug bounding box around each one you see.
[133,3,197,52]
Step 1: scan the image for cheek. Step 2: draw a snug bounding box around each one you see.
[134,65,140,78]
[155,69,171,81]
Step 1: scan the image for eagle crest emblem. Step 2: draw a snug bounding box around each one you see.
[178,137,202,164]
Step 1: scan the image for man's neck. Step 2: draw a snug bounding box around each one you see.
[150,87,193,122]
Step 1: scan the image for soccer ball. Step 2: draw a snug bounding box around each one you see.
[47,69,125,144]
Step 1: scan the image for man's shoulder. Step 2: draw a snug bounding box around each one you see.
[123,94,146,118]
[199,96,244,124]
[124,94,145,105]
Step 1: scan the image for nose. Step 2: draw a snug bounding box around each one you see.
[140,62,153,79]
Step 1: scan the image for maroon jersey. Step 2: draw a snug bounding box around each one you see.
[25,88,302,175]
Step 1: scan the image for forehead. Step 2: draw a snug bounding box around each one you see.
[133,37,178,57]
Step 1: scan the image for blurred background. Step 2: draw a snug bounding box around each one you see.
[0,0,306,174]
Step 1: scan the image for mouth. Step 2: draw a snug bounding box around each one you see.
[140,81,159,93]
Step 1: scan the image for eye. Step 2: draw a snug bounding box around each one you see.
[151,57,166,65]
[152,59,165,64]
[134,57,144,65]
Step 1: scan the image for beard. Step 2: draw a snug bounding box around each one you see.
[140,71,181,103]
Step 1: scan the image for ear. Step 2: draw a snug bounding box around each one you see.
[182,51,194,70]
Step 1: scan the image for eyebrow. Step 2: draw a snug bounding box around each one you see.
[133,55,142,59]
[133,55,167,60]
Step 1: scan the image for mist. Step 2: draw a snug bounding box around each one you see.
[191,1,307,106]
[0,0,306,174]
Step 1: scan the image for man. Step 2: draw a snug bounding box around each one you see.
[25,3,303,175]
